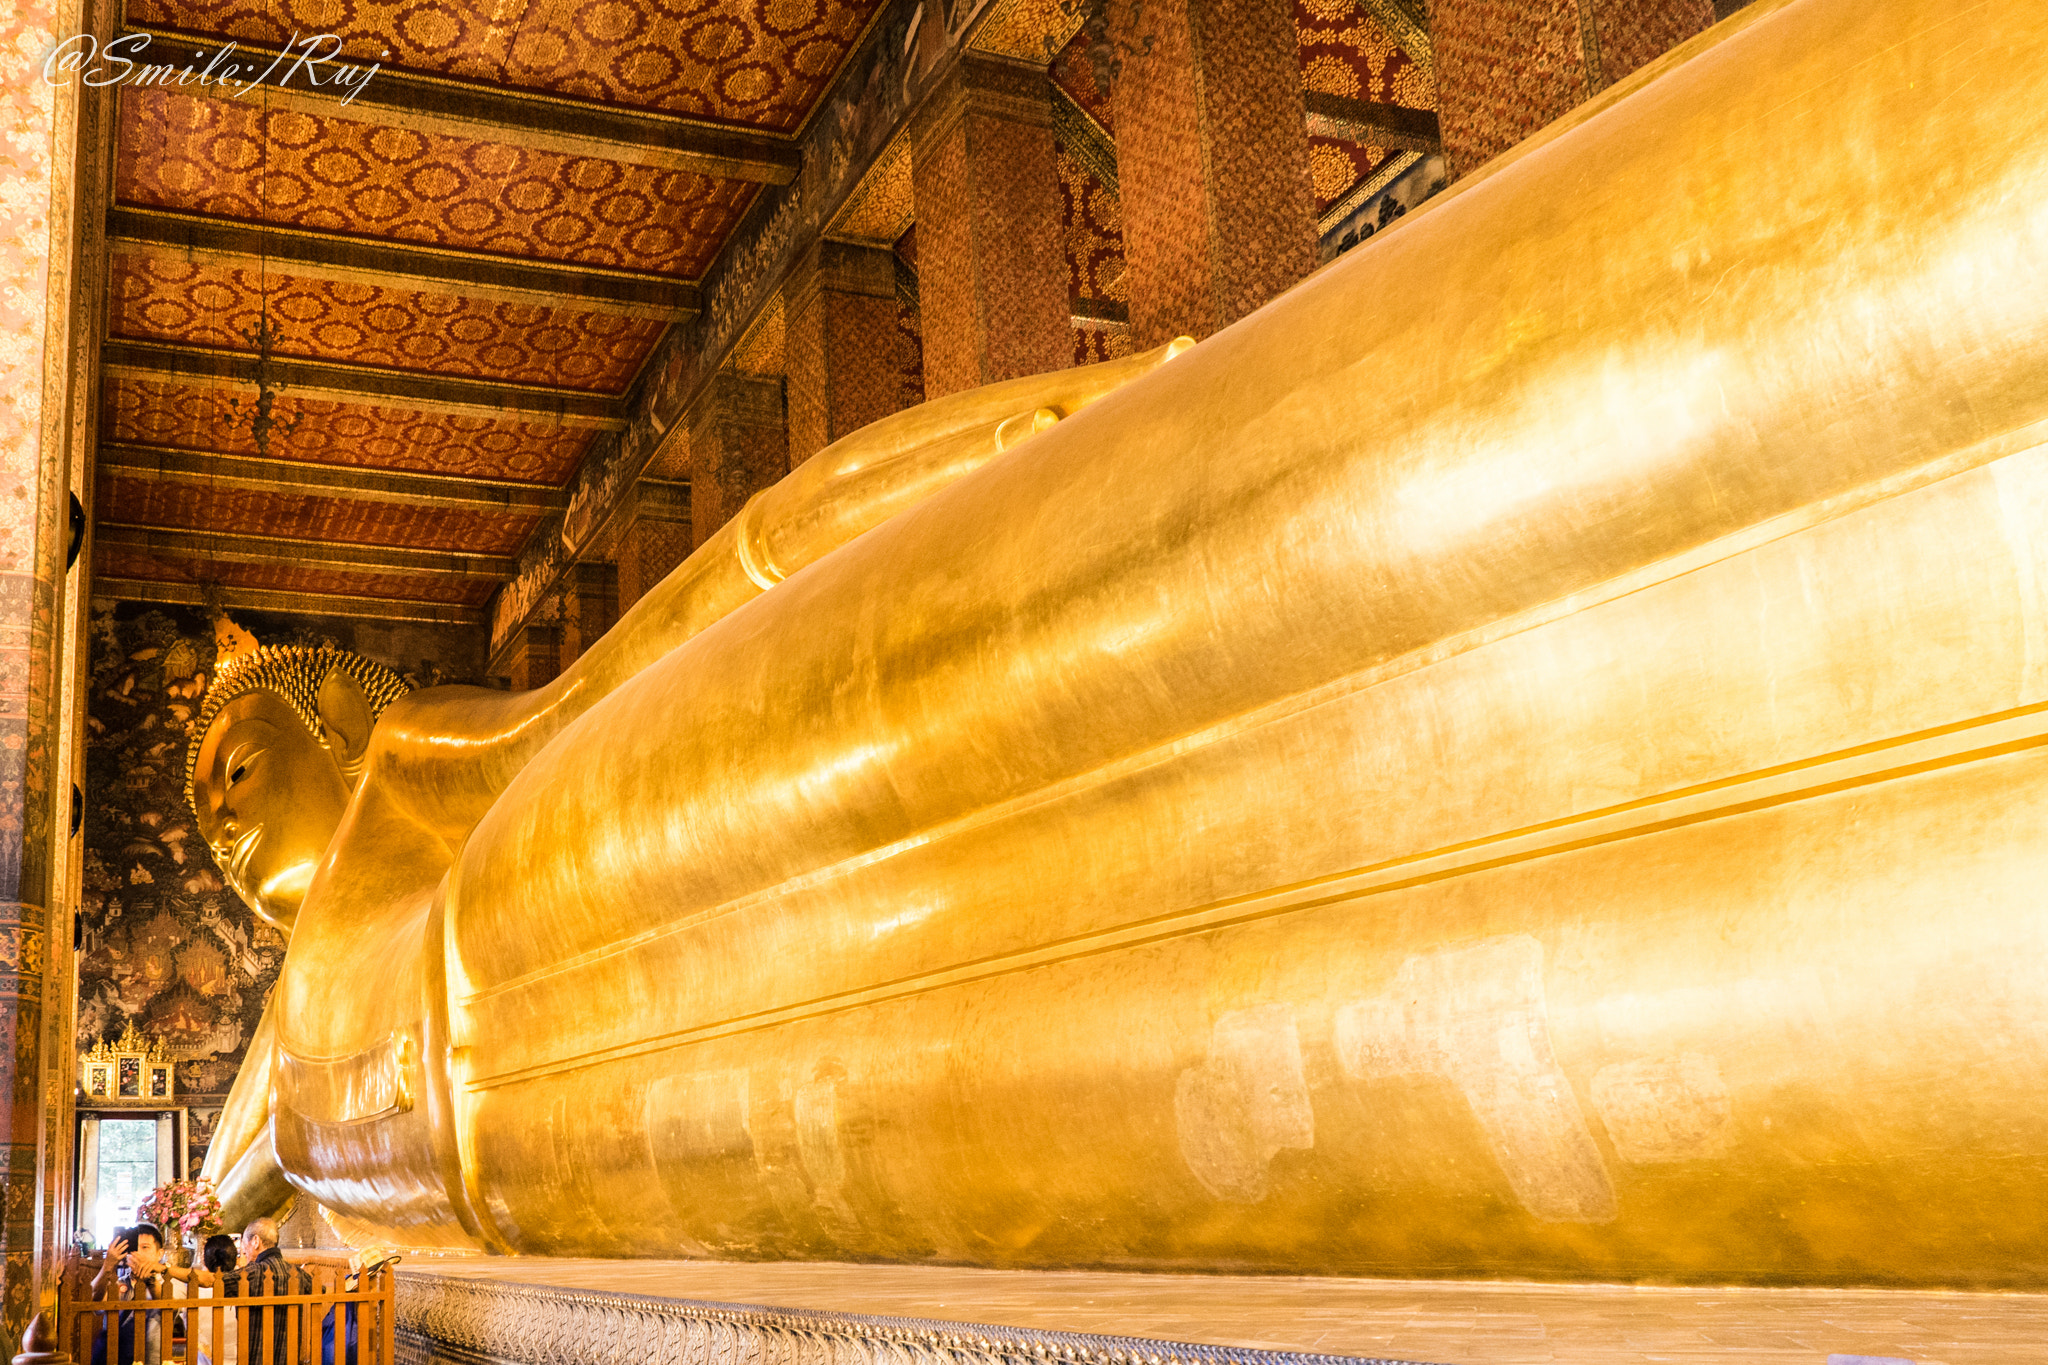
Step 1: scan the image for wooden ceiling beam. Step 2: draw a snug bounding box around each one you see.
[1303,93,1443,154]
[121,26,802,185]
[98,442,574,513]
[1354,0,1433,70]
[96,522,517,578]
[92,575,487,625]
[101,338,630,429]
[109,208,699,319]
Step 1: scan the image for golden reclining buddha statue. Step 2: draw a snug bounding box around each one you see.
[189,0,2048,1286]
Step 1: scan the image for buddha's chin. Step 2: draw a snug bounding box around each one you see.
[246,864,315,936]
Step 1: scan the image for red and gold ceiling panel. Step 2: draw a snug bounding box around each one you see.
[95,546,499,607]
[1295,0,1435,108]
[128,0,881,128]
[1056,145,1123,306]
[109,252,664,393]
[118,89,757,276]
[104,377,593,484]
[97,475,541,553]
[1295,0,1433,214]
[1307,135,1398,214]
[1050,30,1113,131]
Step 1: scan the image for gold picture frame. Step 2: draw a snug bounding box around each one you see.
[80,1025,175,1105]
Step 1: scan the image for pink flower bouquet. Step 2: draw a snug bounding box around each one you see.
[137,1176,223,1241]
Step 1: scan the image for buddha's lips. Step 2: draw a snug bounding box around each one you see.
[227,827,262,885]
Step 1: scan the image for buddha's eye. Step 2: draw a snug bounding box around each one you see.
[222,742,264,789]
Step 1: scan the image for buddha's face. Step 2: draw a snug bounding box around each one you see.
[190,689,351,934]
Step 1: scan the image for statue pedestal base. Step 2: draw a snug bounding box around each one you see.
[390,1259,2048,1365]
[393,1264,1427,1365]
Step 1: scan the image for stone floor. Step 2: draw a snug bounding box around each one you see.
[396,1257,2048,1365]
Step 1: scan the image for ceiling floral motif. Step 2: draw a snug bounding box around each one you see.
[96,475,542,553]
[128,0,886,126]
[94,548,501,608]
[118,89,758,276]
[109,253,664,394]
[103,376,594,484]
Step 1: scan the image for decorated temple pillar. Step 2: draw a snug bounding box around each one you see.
[612,482,693,613]
[688,373,788,548]
[0,589,54,1344]
[557,562,620,668]
[910,55,1072,399]
[1431,0,1716,176]
[498,618,563,691]
[1107,0,1318,347]
[3,0,104,1338]
[783,241,910,466]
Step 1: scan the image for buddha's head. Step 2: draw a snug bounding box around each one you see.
[185,646,410,934]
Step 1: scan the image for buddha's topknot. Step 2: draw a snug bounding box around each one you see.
[183,646,411,815]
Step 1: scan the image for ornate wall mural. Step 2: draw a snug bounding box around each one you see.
[78,600,483,1171]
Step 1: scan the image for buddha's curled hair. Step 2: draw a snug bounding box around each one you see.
[183,646,412,815]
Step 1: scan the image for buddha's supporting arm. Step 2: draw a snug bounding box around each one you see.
[216,1125,293,1229]
[198,1004,277,1216]
[204,345,1191,1236]
[362,340,1192,846]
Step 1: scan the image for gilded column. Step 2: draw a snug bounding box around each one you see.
[910,55,1072,399]
[783,241,911,466]
[1108,0,1319,347]
[0,583,51,1341]
[1431,0,1715,176]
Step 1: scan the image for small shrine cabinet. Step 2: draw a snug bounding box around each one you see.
[80,1024,175,1103]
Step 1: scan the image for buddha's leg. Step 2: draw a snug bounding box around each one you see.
[436,430,2048,1280]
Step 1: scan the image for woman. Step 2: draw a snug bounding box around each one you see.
[172,1234,241,1365]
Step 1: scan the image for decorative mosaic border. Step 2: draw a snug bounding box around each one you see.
[394,1270,1442,1365]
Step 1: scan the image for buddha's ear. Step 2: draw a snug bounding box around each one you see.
[316,667,375,787]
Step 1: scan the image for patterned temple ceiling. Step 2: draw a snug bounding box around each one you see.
[117,92,758,276]
[101,0,1434,622]
[94,547,501,607]
[103,377,595,483]
[128,0,883,127]
[1049,30,1112,131]
[96,476,542,553]
[110,253,665,393]
[102,0,893,620]
[1297,0,1437,213]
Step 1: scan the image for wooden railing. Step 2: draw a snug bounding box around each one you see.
[57,1253,396,1365]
